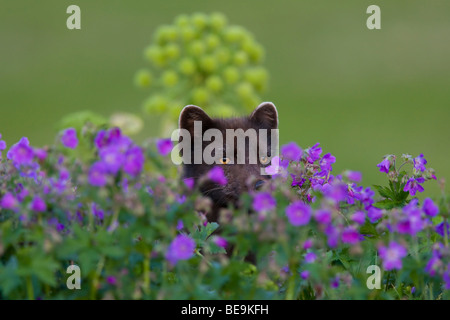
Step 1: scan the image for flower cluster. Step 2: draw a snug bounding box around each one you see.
[0,128,449,300]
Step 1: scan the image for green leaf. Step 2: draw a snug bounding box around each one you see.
[373,185,395,200]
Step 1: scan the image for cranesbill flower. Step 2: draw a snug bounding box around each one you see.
[0,133,6,152]
[359,187,375,210]
[252,192,276,212]
[320,153,336,172]
[91,203,105,220]
[207,166,227,186]
[7,137,34,166]
[306,143,322,164]
[300,270,310,280]
[367,206,383,223]
[166,234,196,265]
[315,209,332,225]
[1,193,18,210]
[106,276,117,286]
[183,177,195,190]
[99,146,125,174]
[425,254,442,276]
[30,196,47,212]
[123,146,145,177]
[378,241,407,271]
[413,154,427,172]
[435,222,450,238]
[376,158,391,174]
[61,128,78,149]
[286,201,311,226]
[325,224,339,248]
[34,148,47,161]
[304,252,317,263]
[303,239,313,250]
[213,236,228,249]
[422,198,439,217]
[341,226,361,244]
[346,171,362,183]
[88,161,109,187]
[404,177,425,196]
[351,211,366,225]
[281,142,302,162]
[156,138,173,156]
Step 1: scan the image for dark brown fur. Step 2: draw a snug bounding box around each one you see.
[179,102,278,222]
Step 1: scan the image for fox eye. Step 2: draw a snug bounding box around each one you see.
[219,157,231,165]
[259,155,271,165]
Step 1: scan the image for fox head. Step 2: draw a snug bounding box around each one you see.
[178,102,279,221]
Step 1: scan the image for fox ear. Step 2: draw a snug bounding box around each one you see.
[250,102,278,129]
[179,105,213,137]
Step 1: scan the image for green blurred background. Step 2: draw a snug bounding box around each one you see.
[1,0,449,196]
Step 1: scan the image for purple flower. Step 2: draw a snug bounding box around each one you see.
[397,202,425,236]
[378,241,407,271]
[207,166,227,186]
[265,156,282,176]
[7,137,34,166]
[88,161,109,187]
[30,196,47,212]
[304,252,317,263]
[0,133,6,152]
[303,239,313,250]
[106,276,117,286]
[286,201,311,226]
[367,206,383,223]
[320,153,336,171]
[252,192,276,212]
[99,146,125,174]
[61,128,78,149]
[175,194,186,204]
[422,198,439,217]
[325,224,339,248]
[404,177,425,196]
[306,143,322,163]
[314,209,332,225]
[413,154,427,172]
[341,226,360,244]
[376,158,391,174]
[351,211,366,225]
[183,177,195,190]
[156,138,173,156]
[213,236,228,249]
[347,171,362,183]
[91,203,105,220]
[166,234,196,265]
[94,130,108,149]
[290,173,305,188]
[331,276,340,288]
[281,142,303,162]
[176,220,184,231]
[300,270,310,280]
[123,146,145,177]
[359,187,375,210]
[425,254,442,276]
[1,193,18,210]
[435,222,450,238]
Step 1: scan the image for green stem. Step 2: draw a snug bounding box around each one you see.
[26,276,34,300]
[90,256,105,300]
[143,252,151,296]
